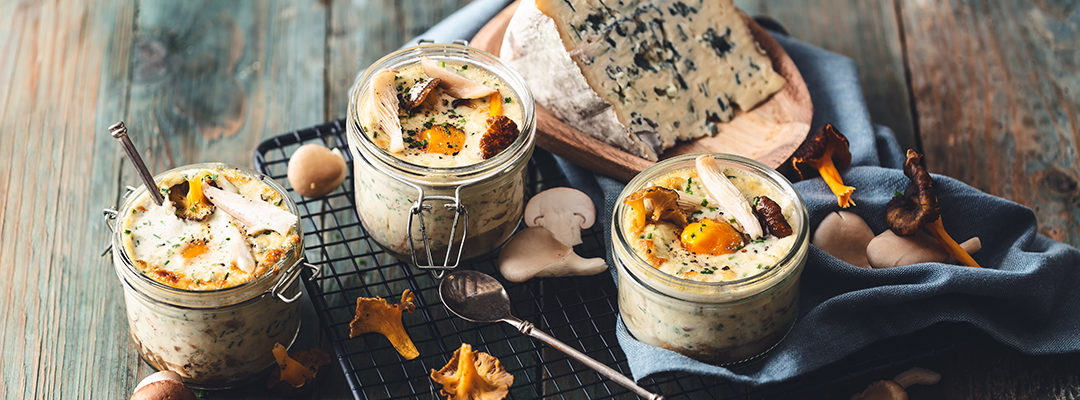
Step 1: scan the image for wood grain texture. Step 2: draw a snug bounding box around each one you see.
[899,0,1080,246]
[736,0,919,152]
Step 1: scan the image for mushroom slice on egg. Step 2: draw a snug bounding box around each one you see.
[479,115,519,159]
[695,155,763,239]
[420,57,497,99]
[368,68,405,153]
[202,186,297,236]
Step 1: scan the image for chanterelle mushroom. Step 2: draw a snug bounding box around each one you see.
[498,227,606,282]
[349,289,419,360]
[696,154,763,238]
[267,342,331,393]
[524,187,595,247]
[885,149,981,268]
[130,371,196,400]
[168,177,215,221]
[790,123,857,207]
[430,343,514,400]
[623,186,688,234]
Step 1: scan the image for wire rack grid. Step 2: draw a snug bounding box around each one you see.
[253,120,956,400]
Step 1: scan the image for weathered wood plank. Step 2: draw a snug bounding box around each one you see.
[0,0,138,399]
[898,0,1080,245]
[736,0,918,151]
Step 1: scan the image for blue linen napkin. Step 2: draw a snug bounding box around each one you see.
[413,0,1080,385]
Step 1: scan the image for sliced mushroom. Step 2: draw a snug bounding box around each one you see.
[790,123,856,207]
[402,77,441,111]
[813,211,875,268]
[523,187,595,247]
[886,149,981,268]
[498,227,607,282]
[867,230,981,269]
[287,144,348,198]
[368,68,405,153]
[695,155,763,238]
[223,220,257,274]
[752,196,792,238]
[420,57,497,99]
[479,115,519,159]
[130,371,196,400]
[202,186,297,235]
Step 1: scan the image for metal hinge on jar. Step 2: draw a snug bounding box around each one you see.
[406,184,469,279]
[101,185,138,256]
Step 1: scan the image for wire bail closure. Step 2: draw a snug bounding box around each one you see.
[101,185,139,256]
[406,183,469,279]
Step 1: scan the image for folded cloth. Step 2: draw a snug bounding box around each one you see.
[412,0,1080,385]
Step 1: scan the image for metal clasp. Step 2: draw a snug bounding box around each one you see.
[417,38,470,47]
[271,259,321,303]
[101,186,138,256]
[406,185,469,279]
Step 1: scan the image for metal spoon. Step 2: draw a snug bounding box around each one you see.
[439,270,664,400]
[109,121,164,205]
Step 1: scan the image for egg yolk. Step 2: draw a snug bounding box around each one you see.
[419,124,466,155]
[680,219,743,256]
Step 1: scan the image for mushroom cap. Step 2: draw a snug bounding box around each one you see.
[851,380,908,400]
[287,144,348,198]
[867,230,981,268]
[524,187,596,229]
[812,211,874,268]
[791,123,853,179]
[130,371,195,400]
[886,150,940,235]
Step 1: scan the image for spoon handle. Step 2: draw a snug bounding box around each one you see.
[109,121,164,205]
[504,317,664,400]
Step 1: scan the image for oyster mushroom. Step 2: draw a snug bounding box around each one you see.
[430,343,514,400]
[420,57,497,99]
[287,144,347,198]
[695,154,763,238]
[367,68,405,153]
[623,186,688,234]
[267,342,331,394]
[202,186,297,236]
[523,187,595,247]
[479,115,519,159]
[498,227,606,282]
[349,290,419,360]
[812,211,875,268]
[130,371,196,400]
[867,230,981,269]
[885,149,981,268]
[789,123,857,207]
[852,367,941,400]
[403,77,441,111]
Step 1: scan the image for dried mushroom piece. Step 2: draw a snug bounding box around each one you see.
[623,186,688,234]
[695,155,763,238]
[430,343,513,400]
[267,343,331,394]
[349,289,420,359]
[169,177,215,221]
[403,77,442,111]
[753,196,792,238]
[479,115,519,159]
[790,123,856,207]
[885,149,981,268]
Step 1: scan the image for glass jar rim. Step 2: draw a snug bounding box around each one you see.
[345,43,537,186]
[111,162,304,301]
[611,153,810,299]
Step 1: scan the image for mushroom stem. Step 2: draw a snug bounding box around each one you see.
[815,151,856,207]
[925,217,981,268]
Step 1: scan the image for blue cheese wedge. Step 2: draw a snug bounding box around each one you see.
[502,0,785,160]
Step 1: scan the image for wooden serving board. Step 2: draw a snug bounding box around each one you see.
[470,1,813,182]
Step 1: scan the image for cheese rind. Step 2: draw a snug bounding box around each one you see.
[505,0,785,159]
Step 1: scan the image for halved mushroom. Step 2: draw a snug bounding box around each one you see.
[886,149,981,268]
[695,155,763,238]
[498,227,606,282]
[479,115,519,159]
[623,186,688,234]
[130,371,196,400]
[202,186,297,236]
[812,211,875,268]
[168,177,215,221]
[368,68,405,153]
[867,230,981,269]
[430,343,514,400]
[267,342,331,393]
[349,290,419,360]
[852,367,941,400]
[420,57,497,99]
[523,187,595,247]
[403,77,442,111]
[790,123,856,207]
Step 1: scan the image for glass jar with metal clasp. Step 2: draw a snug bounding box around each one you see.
[345,40,536,276]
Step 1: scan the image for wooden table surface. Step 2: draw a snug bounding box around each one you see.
[1,0,1077,398]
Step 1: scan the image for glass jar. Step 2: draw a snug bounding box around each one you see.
[104,163,313,389]
[345,43,536,272]
[611,154,809,365]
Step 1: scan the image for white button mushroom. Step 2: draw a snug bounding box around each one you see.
[287,144,347,198]
[130,371,196,400]
[498,227,607,282]
[812,211,875,268]
[866,230,981,269]
[523,187,596,247]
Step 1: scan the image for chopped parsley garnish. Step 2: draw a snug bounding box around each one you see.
[504,97,512,103]
[700,199,709,207]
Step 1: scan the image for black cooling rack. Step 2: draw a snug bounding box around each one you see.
[253,120,959,400]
